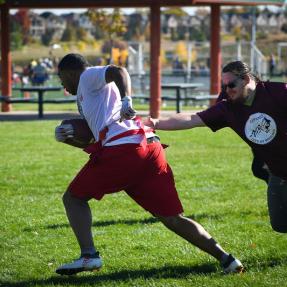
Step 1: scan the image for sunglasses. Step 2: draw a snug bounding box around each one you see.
[222,79,239,90]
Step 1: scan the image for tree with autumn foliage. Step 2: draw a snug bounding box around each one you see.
[87,8,127,63]
[87,8,127,39]
[175,41,188,62]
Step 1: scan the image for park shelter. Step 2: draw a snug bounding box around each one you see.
[0,0,285,117]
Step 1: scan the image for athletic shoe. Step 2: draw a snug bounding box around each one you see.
[56,252,102,275]
[222,254,244,274]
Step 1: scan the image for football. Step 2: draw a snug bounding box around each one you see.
[61,118,95,148]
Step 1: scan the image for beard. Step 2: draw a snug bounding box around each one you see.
[226,93,246,105]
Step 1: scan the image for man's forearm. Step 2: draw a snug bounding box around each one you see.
[155,114,206,130]
[116,67,131,98]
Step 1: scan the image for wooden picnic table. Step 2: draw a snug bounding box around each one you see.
[161,83,204,113]
[13,86,63,118]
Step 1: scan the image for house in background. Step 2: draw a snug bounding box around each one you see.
[44,13,66,41]
[29,12,45,39]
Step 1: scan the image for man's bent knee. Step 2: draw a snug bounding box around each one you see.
[62,190,73,206]
[157,214,183,228]
[62,189,86,207]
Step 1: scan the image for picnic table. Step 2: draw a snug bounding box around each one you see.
[12,86,63,118]
[161,83,204,113]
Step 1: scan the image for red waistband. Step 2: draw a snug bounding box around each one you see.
[84,128,145,154]
[84,116,152,154]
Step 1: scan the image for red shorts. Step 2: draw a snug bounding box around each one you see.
[68,142,183,216]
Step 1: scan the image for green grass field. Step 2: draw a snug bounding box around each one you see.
[0,120,286,287]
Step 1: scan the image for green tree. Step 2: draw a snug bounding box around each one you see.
[41,29,54,46]
[10,20,23,50]
[61,26,76,42]
[281,23,287,33]
[177,26,187,41]
[87,8,126,39]
[163,7,188,17]
[188,28,206,42]
[76,27,88,41]
[11,31,23,51]
[124,13,147,41]
[87,8,127,60]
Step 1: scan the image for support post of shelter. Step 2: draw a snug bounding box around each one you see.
[209,4,221,105]
[1,4,12,112]
[149,4,161,118]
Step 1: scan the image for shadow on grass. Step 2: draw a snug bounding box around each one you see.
[23,213,220,232]
[0,263,217,287]
[23,217,158,232]
[244,256,287,271]
[2,256,287,286]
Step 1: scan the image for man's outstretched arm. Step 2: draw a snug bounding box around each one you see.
[146,114,206,130]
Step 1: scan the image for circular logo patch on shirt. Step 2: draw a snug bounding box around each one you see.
[244,113,277,145]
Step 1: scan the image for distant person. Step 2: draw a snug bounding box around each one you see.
[22,64,32,86]
[172,57,184,76]
[31,61,48,85]
[54,53,244,275]
[95,57,104,66]
[146,60,287,234]
[105,56,111,65]
[269,54,276,78]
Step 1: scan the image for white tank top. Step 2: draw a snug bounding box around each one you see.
[77,66,155,146]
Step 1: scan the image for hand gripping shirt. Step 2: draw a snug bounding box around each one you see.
[76,66,154,146]
[197,81,287,179]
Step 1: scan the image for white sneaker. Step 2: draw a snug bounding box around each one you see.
[56,253,102,275]
[222,254,244,274]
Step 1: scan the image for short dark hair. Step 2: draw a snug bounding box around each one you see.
[58,53,89,71]
[222,60,260,83]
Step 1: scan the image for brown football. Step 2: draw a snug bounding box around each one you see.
[61,118,95,148]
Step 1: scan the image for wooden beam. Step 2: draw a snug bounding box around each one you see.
[149,4,161,118]
[7,0,153,8]
[4,0,206,9]
[209,4,221,105]
[1,3,12,112]
[196,0,284,5]
[4,0,284,8]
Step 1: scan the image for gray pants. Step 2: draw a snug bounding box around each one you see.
[267,174,287,233]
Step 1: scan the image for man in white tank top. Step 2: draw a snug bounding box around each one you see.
[54,53,243,276]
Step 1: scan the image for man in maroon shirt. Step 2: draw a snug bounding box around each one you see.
[147,60,287,233]
[216,88,269,184]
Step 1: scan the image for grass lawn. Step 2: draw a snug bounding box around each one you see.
[0,120,286,287]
